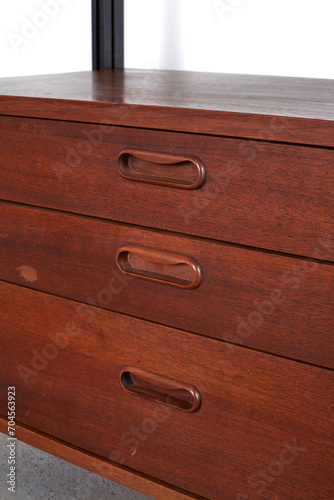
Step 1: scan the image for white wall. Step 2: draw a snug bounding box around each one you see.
[124,0,334,79]
[1,0,333,79]
[0,0,91,78]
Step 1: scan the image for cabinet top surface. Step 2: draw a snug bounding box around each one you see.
[0,70,333,146]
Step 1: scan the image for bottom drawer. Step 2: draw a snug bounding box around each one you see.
[1,281,333,500]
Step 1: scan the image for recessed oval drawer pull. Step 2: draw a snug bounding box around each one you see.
[116,245,202,289]
[118,148,206,189]
[119,366,201,412]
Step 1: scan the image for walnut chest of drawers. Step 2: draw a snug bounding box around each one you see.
[0,70,333,500]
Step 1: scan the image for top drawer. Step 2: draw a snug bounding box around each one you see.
[1,116,333,261]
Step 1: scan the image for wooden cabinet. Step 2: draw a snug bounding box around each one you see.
[0,70,333,499]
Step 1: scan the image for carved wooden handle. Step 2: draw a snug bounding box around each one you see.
[118,148,206,189]
[120,366,202,412]
[116,245,202,289]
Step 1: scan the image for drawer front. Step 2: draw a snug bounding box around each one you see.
[1,282,333,500]
[1,203,333,369]
[0,117,333,261]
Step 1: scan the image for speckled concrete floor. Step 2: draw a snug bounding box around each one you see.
[0,432,154,500]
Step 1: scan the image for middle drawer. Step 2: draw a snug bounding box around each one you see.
[1,202,333,368]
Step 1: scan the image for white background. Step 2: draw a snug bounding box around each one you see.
[0,0,91,78]
[124,0,334,79]
[1,0,334,79]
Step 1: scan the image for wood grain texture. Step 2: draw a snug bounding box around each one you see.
[0,202,333,369]
[1,70,334,500]
[0,282,333,500]
[0,418,201,500]
[0,70,333,146]
[0,117,333,261]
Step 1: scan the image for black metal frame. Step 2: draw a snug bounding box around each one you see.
[92,0,124,70]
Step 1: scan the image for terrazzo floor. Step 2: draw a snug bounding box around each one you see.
[0,432,154,500]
